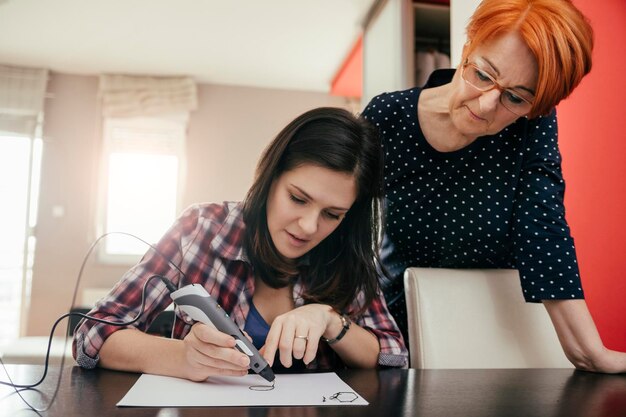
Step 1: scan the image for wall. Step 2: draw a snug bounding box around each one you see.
[331,36,363,99]
[450,0,480,67]
[362,0,414,107]
[25,73,349,336]
[557,0,626,350]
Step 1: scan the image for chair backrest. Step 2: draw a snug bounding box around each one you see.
[403,267,572,369]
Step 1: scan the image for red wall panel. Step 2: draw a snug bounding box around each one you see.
[331,36,363,99]
[557,0,626,350]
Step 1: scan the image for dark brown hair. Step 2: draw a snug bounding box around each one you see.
[242,107,384,314]
[463,0,594,118]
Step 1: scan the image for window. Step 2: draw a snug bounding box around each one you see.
[0,64,48,345]
[0,134,42,345]
[98,116,186,263]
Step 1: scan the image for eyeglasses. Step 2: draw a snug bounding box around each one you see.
[461,61,534,116]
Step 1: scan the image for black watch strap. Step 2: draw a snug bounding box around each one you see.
[323,313,351,345]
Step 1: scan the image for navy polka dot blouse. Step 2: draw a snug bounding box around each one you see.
[362,70,584,327]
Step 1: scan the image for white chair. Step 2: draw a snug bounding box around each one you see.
[403,267,573,369]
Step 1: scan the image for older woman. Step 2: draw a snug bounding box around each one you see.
[363,0,626,372]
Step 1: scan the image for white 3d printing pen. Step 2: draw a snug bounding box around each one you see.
[170,284,275,383]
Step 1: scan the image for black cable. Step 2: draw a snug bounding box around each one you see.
[67,232,184,314]
[0,232,184,412]
[0,274,172,389]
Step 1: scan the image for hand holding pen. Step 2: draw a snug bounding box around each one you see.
[181,322,252,382]
[171,284,275,383]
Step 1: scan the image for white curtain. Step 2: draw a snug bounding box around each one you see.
[99,74,197,118]
[0,64,49,137]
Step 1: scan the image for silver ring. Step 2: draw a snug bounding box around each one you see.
[295,335,309,341]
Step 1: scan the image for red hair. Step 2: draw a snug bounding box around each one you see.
[463,0,593,118]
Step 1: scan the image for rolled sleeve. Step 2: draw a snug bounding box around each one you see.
[72,205,203,367]
[353,292,408,368]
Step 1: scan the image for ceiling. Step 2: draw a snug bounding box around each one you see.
[0,0,375,93]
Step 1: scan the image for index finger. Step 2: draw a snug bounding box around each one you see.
[262,320,283,367]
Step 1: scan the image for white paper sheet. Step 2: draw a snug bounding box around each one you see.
[117,372,368,407]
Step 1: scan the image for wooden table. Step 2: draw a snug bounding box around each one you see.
[1,365,625,416]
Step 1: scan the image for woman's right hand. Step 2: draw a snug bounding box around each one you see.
[181,322,251,381]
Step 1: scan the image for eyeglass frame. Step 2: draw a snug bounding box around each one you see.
[460,60,535,116]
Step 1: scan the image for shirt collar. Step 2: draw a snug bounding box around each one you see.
[424,68,455,89]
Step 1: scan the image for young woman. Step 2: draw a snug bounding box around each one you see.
[73,107,408,381]
[364,0,626,372]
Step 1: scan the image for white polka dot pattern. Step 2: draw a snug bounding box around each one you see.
[362,76,584,306]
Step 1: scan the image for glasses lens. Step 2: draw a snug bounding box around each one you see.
[463,64,533,116]
[500,90,532,115]
[463,65,494,91]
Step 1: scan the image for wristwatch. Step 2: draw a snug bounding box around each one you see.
[323,312,351,345]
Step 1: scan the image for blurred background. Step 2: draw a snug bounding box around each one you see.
[0,0,624,363]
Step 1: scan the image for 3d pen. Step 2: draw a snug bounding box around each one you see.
[170,284,275,383]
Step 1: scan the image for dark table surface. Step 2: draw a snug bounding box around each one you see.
[2,365,626,417]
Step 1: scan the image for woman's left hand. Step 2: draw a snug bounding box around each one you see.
[261,304,333,368]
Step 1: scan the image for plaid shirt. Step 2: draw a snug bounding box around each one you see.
[73,202,408,370]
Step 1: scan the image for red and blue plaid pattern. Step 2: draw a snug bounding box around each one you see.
[73,202,407,369]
